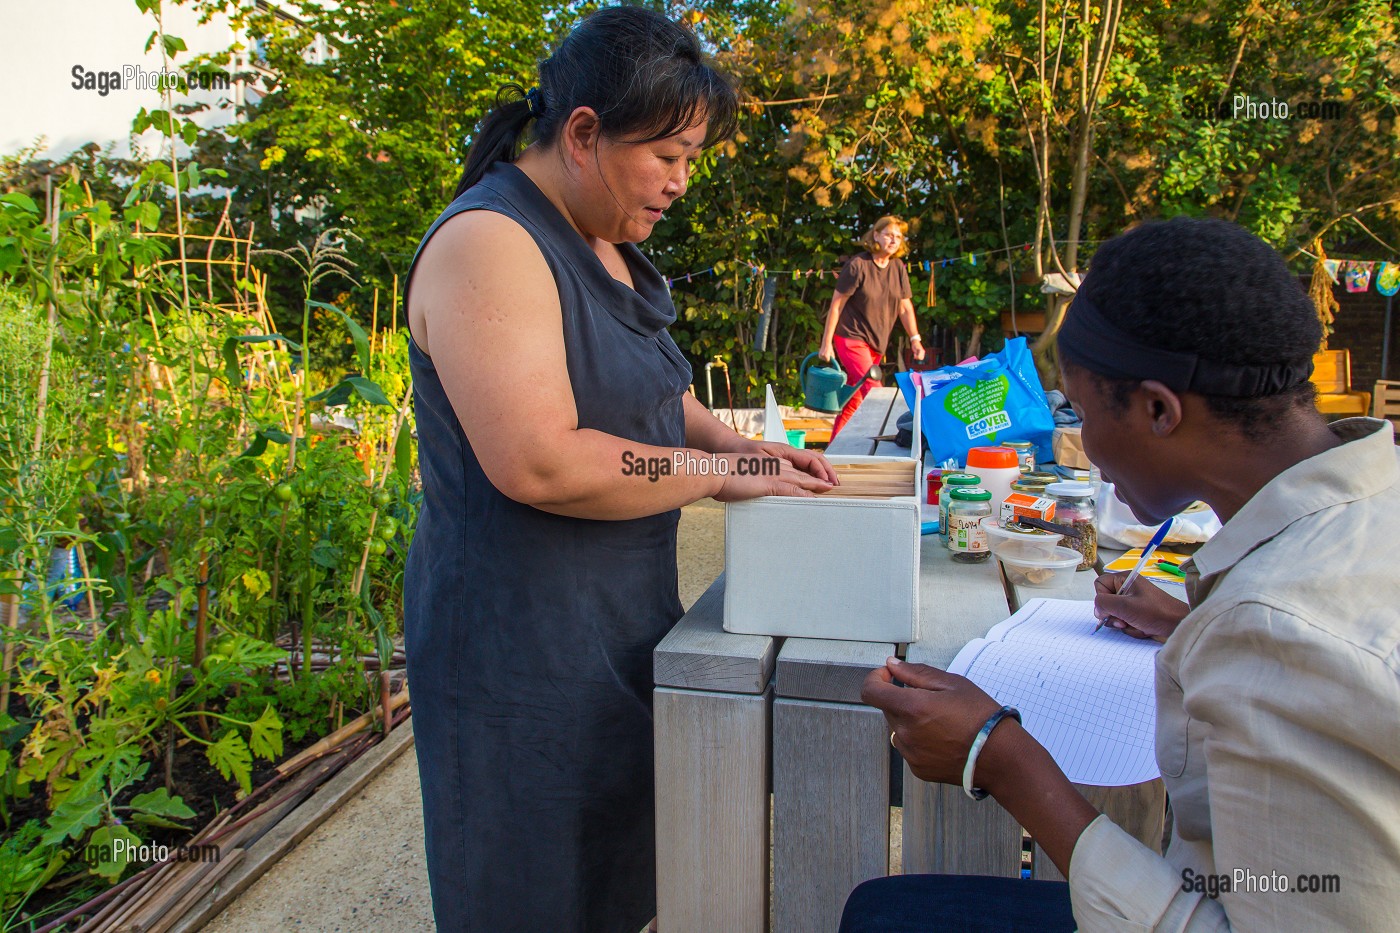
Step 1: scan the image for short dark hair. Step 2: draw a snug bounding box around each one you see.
[1072,216,1320,441]
[454,6,738,198]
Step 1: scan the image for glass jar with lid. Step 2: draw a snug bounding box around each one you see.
[947,487,992,562]
[939,473,981,545]
[1045,480,1097,570]
[1001,440,1036,473]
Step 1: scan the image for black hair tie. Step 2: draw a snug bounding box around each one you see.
[525,87,546,118]
[1059,294,1314,397]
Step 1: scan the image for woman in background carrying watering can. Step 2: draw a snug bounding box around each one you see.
[818,216,925,437]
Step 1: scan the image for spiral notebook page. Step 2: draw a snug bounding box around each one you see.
[947,598,1161,786]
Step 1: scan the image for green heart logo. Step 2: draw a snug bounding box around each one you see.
[944,375,1010,425]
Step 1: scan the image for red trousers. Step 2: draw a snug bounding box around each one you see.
[831,336,883,438]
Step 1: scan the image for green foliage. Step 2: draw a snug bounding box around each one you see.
[206,0,557,289]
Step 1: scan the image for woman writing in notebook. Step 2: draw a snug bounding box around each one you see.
[847,217,1400,931]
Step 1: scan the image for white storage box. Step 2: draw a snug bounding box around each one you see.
[722,391,922,643]
[723,456,921,642]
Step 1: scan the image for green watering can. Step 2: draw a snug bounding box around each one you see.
[801,352,858,413]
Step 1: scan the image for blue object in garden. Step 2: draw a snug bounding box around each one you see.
[801,352,858,414]
[35,545,85,610]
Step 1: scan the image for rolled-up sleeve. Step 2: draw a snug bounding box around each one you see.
[1069,815,1228,932]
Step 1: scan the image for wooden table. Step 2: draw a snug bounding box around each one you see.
[654,387,1165,933]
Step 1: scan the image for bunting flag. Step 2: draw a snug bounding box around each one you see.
[1344,261,1375,293]
[1377,262,1400,297]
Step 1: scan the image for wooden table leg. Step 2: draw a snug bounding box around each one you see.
[655,686,772,933]
[901,772,1024,877]
[771,698,889,933]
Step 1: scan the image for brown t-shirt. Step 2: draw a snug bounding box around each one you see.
[833,253,912,355]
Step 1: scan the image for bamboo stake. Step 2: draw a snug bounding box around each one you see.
[379,670,392,736]
[32,174,59,457]
[74,541,98,636]
[141,850,246,933]
[275,686,409,776]
[0,570,21,713]
[369,288,379,365]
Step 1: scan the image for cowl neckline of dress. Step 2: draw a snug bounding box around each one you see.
[482,161,677,339]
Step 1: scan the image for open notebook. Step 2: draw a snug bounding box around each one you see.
[947,599,1162,786]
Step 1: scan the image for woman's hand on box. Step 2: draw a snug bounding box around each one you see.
[742,440,839,485]
[710,450,836,502]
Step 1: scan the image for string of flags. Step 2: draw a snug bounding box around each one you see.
[1318,258,1400,296]
[662,243,1400,297]
[662,239,1103,288]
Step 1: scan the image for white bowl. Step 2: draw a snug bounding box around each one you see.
[997,545,1082,588]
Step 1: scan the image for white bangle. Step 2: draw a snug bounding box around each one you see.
[962,706,1021,800]
[910,334,922,342]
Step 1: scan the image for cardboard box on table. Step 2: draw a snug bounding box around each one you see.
[1053,425,1092,470]
[722,388,922,643]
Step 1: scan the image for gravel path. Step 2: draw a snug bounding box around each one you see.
[202,500,728,932]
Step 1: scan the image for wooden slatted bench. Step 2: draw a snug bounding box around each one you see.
[1373,380,1400,425]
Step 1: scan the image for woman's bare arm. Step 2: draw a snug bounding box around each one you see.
[411,211,832,519]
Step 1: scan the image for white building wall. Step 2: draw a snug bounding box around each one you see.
[0,0,275,160]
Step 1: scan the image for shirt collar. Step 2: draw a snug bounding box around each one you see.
[1185,417,1398,598]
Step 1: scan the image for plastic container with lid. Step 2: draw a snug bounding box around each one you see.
[947,487,992,562]
[1045,480,1098,570]
[982,519,1063,560]
[997,544,1082,588]
[938,473,981,545]
[965,446,1020,518]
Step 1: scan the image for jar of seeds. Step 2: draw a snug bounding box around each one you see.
[1045,481,1097,570]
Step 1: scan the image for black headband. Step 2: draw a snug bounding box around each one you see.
[1058,294,1313,397]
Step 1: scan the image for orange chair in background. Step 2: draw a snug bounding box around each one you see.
[1311,350,1371,416]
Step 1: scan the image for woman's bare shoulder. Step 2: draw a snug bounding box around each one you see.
[409,209,553,355]
[417,208,539,273]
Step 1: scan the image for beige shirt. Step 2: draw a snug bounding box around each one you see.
[1069,418,1400,932]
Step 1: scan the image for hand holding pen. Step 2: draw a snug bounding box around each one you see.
[1093,519,1189,643]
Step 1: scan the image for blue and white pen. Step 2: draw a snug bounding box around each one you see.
[1095,517,1174,634]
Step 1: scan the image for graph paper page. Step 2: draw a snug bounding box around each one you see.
[947,599,1161,786]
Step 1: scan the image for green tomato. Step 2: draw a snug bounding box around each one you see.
[273,483,294,503]
[200,495,216,511]
[377,519,397,540]
[368,538,387,556]
[372,489,392,509]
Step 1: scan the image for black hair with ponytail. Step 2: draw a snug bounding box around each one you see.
[453,5,738,199]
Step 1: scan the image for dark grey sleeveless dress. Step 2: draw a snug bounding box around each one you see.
[403,162,690,932]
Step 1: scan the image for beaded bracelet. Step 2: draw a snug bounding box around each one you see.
[962,706,1022,801]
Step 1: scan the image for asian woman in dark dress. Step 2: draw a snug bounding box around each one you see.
[402,7,839,931]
